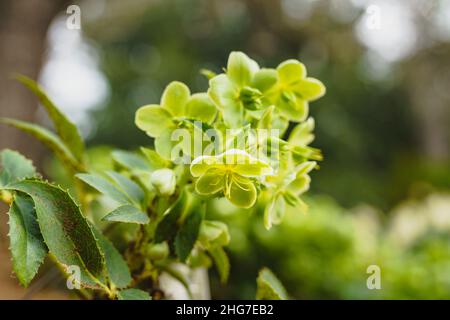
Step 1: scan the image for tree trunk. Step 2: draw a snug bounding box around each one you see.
[0,0,69,297]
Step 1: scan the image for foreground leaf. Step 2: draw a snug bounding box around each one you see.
[91,226,132,289]
[16,75,85,161]
[5,180,105,287]
[8,192,48,287]
[117,288,151,300]
[106,171,145,206]
[256,268,288,300]
[102,205,149,224]
[175,201,204,261]
[209,246,229,284]
[0,118,81,171]
[0,150,36,187]
[76,173,133,205]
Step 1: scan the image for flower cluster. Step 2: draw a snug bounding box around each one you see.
[135,52,325,228]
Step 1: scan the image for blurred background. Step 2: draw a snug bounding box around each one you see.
[0,0,450,299]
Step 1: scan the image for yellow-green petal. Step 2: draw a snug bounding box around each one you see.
[293,78,326,101]
[264,194,286,230]
[185,93,217,124]
[227,175,257,208]
[190,155,220,177]
[195,169,225,195]
[161,81,190,117]
[277,60,306,85]
[135,105,174,138]
[227,51,259,87]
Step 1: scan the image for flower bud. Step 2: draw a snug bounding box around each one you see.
[150,168,176,196]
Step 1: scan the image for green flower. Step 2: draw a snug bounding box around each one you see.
[268,60,325,122]
[135,81,217,159]
[190,149,273,208]
[208,52,278,128]
[263,161,316,229]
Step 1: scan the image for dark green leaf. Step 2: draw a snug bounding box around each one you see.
[209,246,229,284]
[102,205,149,224]
[256,267,288,300]
[154,190,187,243]
[0,150,36,187]
[91,226,132,289]
[117,289,151,300]
[0,118,81,171]
[16,75,85,161]
[8,192,48,287]
[175,201,204,262]
[76,173,133,205]
[5,180,105,288]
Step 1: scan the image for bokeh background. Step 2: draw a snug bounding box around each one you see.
[0,0,450,299]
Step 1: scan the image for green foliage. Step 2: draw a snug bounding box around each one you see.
[8,192,48,287]
[4,180,105,288]
[256,268,288,300]
[0,52,323,299]
[117,289,151,300]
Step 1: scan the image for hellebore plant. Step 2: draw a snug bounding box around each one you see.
[0,52,325,300]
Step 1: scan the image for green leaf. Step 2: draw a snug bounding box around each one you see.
[227,51,259,87]
[76,173,133,205]
[154,190,187,243]
[102,205,149,224]
[91,226,132,289]
[161,81,190,117]
[0,150,36,187]
[185,93,217,124]
[135,104,174,138]
[117,288,151,300]
[5,180,105,288]
[209,246,229,284]
[8,192,48,287]
[112,150,151,171]
[0,118,81,171]
[106,171,145,206]
[140,147,169,169]
[256,268,288,300]
[16,75,85,161]
[175,201,204,262]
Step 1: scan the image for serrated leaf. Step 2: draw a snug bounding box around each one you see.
[8,192,48,287]
[106,171,144,206]
[16,75,85,161]
[102,205,149,224]
[112,150,152,171]
[154,189,187,243]
[91,226,132,289]
[175,201,204,262]
[209,246,229,284]
[256,268,288,300]
[76,173,133,205]
[0,118,81,171]
[0,150,36,187]
[5,180,105,288]
[117,288,151,300]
